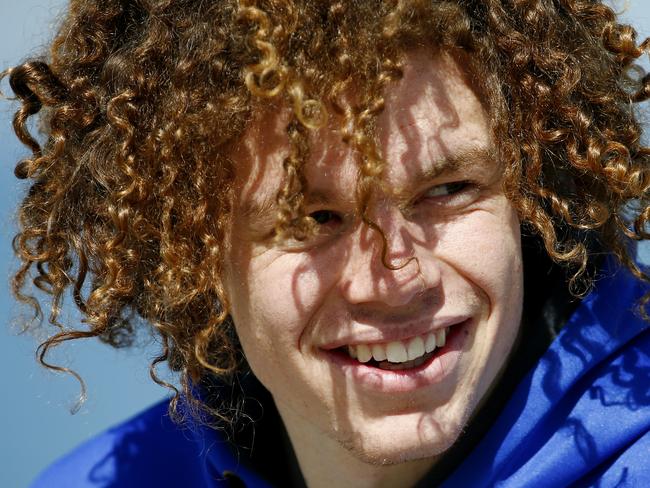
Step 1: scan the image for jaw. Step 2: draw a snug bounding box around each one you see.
[278,305,520,462]
[276,395,445,488]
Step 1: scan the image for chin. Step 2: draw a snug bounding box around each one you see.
[334,409,468,466]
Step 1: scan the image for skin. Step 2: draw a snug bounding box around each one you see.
[224,51,524,487]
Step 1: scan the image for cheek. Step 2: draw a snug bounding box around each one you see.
[433,203,523,403]
[435,203,523,306]
[232,249,341,351]
[229,250,344,396]
[228,260,302,385]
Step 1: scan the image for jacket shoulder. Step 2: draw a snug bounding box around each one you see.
[30,399,208,488]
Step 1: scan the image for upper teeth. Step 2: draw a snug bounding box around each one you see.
[347,328,448,364]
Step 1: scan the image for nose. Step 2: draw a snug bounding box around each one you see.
[340,202,441,308]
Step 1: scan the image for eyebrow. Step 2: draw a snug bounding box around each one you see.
[239,187,354,229]
[239,145,496,224]
[238,175,358,225]
[412,145,496,181]
[392,145,497,198]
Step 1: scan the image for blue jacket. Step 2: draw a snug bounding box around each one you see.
[32,260,650,487]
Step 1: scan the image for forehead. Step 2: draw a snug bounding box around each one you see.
[379,50,490,180]
[231,50,491,212]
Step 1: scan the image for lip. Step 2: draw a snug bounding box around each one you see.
[318,316,471,350]
[319,318,471,394]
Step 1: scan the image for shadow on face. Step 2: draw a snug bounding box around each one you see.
[223,49,523,479]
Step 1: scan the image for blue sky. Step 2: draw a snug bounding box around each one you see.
[0,3,167,487]
[1,2,650,487]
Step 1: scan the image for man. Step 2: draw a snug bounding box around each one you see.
[6,1,649,486]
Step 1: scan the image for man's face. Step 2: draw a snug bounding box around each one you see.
[224,51,524,465]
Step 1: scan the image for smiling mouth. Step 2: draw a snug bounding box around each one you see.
[337,327,450,371]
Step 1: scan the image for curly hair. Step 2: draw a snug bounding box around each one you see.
[4,0,650,422]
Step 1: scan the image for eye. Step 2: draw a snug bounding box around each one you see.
[422,181,470,199]
[276,209,344,251]
[412,180,480,213]
[308,210,341,226]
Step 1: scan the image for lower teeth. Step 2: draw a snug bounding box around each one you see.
[374,351,435,370]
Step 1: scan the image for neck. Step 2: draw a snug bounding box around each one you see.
[279,407,435,488]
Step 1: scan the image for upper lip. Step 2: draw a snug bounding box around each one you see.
[318,316,470,350]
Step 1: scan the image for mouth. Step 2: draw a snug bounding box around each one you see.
[323,320,469,393]
[340,327,449,371]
